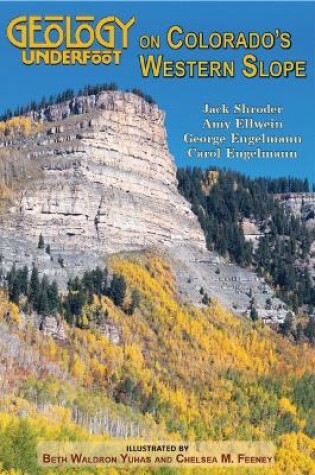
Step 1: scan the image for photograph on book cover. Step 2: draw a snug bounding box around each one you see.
[0,1,314,473]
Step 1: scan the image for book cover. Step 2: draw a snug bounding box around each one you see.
[0,1,314,474]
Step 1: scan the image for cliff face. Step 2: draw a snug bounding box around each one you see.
[0,91,205,282]
[275,193,315,281]
[0,91,288,322]
[275,193,315,229]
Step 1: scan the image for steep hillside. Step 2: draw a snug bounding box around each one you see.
[0,253,314,474]
[0,88,289,323]
[0,88,314,473]
[275,192,315,282]
[177,168,315,336]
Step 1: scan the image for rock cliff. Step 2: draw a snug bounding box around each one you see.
[0,91,205,277]
[275,193,315,229]
[0,90,286,321]
[275,193,315,281]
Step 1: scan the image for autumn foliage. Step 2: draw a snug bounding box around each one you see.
[0,253,314,474]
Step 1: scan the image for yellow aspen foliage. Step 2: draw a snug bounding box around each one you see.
[0,413,15,431]
[125,343,144,372]
[90,356,107,381]
[0,116,40,137]
[278,397,297,416]
[60,348,69,369]
[0,300,21,325]
[43,337,58,360]
[0,254,314,474]
[276,432,315,475]
[70,354,86,381]
[0,464,23,475]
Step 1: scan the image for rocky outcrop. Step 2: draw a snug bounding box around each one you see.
[39,316,67,341]
[275,193,315,280]
[0,91,287,322]
[168,244,288,323]
[0,91,205,284]
[242,218,264,250]
[98,321,120,344]
[275,193,315,229]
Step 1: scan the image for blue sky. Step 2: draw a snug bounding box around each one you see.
[0,1,314,184]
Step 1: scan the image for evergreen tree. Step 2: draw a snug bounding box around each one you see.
[38,233,45,249]
[6,264,16,289]
[57,256,64,267]
[109,273,126,307]
[20,265,29,295]
[250,307,259,321]
[93,266,105,295]
[47,280,59,313]
[280,312,294,337]
[64,290,85,319]
[29,266,40,308]
[37,288,50,315]
[9,277,21,304]
[202,293,210,305]
[37,275,50,315]
[82,270,94,294]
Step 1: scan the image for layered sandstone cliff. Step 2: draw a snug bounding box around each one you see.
[0,91,287,322]
[0,91,205,279]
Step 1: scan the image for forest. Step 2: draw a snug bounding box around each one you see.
[1,253,140,329]
[0,254,314,474]
[177,167,315,337]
